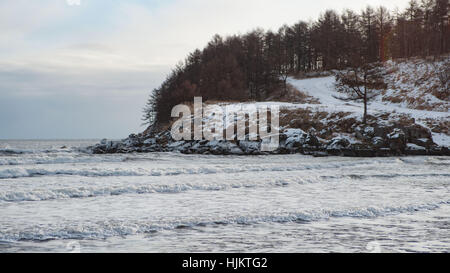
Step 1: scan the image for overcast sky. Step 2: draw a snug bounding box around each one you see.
[0,0,410,139]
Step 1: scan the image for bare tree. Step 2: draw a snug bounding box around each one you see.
[375,6,392,61]
[334,62,387,124]
[275,25,293,97]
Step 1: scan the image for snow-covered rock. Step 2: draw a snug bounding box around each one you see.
[387,128,406,151]
[238,141,261,154]
[406,143,426,151]
[327,137,351,150]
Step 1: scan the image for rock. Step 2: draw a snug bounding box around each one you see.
[405,143,427,155]
[355,126,375,141]
[326,137,351,156]
[238,141,261,154]
[88,121,448,157]
[176,142,193,153]
[189,141,210,154]
[207,140,242,155]
[91,144,106,154]
[373,126,388,138]
[428,146,450,156]
[327,137,351,150]
[283,128,319,151]
[412,137,434,149]
[284,128,306,150]
[304,134,320,147]
[403,124,431,140]
[402,124,434,149]
[168,141,186,149]
[230,146,244,155]
[143,138,156,145]
[387,128,406,152]
[371,137,386,148]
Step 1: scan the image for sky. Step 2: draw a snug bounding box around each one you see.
[0,0,411,139]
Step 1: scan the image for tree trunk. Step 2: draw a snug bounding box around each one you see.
[363,89,368,124]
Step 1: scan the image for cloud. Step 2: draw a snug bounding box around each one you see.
[0,0,411,138]
[2,0,412,70]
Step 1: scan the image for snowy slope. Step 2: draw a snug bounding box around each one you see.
[287,75,449,146]
[288,76,449,120]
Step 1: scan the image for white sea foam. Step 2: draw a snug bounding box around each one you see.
[1,140,449,252]
[1,200,448,242]
[0,159,407,179]
[0,172,448,203]
[0,155,127,166]
[0,180,289,202]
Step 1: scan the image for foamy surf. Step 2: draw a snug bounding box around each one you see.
[0,180,291,202]
[0,158,420,179]
[0,140,449,252]
[1,200,448,242]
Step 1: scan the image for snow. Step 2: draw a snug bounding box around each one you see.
[172,58,449,147]
[287,76,449,121]
[287,70,449,147]
[406,143,426,151]
[383,58,449,112]
[284,128,306,138]
[431,133,450,147]
[327,137,351,150]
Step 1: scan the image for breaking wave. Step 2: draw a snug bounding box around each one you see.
[0,180,289,202]
[0,155,127,166]
[2,200,448,242]
[0,147,78,156]
[0,159,407,179]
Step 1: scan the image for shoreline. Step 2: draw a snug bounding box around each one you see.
[89,129,450,157]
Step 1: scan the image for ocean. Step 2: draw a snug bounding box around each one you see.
[0,140,449,252]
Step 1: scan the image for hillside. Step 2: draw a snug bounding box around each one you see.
[143,1,450,128]
[90,56,450,156]
[285,56,449,147]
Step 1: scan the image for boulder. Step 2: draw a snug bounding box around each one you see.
[355,126,375,141]
[283,128,319,151]
[238,141,261,154]
[327,137,351,150]
[405,143,427,155]
[387,128,406,152]
[402,124,434,149]
[143,138,156,145]
[371,137,386,148]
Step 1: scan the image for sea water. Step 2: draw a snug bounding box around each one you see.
[0,140,449,252]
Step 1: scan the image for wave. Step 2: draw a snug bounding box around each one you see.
[1,200,449,242]
[0,148,36,155]
[0,155,127,166]
[0,159,403,179]
[0,180,289,202]
[1,166,447,183]
[1,172,446,203]
[0,147,78,156]
[323,173,450,180]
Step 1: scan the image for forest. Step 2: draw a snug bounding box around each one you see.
[143,0,449,127]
